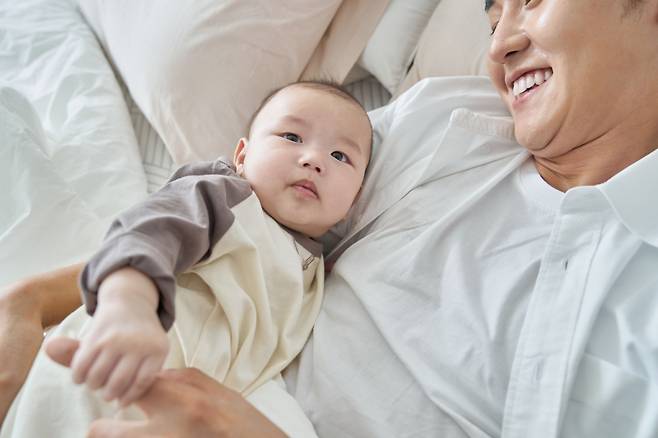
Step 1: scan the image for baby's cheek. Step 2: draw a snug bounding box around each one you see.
[250,184,275,211]
[333,187,360,217]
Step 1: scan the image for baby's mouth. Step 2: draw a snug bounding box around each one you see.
[512,68,553,99]
[292,180,318,198]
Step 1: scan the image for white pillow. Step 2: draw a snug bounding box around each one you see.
[77,0,343,165]
[357,0,440,94]
[395,0,491,97]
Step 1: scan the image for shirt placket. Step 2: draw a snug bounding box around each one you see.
[502,192,605,438]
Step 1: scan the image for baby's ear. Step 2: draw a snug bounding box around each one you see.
[233,138,248,176]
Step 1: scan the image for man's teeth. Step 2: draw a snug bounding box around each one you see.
[512,69,552,97]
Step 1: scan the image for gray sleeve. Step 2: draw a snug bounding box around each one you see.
[79,159,252,330]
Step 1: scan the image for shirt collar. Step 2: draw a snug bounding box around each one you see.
[282,226,323,257]
[598,148,658,247]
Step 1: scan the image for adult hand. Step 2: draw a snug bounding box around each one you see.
[0,263,83,427]
[47,345,287,437]
[85,368,287,438]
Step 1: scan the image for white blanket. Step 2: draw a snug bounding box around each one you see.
[0,0,147,286]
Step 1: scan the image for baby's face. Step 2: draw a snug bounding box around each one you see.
[234,85,372,237]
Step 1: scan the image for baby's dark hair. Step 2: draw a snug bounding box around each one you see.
[246,80,372,148]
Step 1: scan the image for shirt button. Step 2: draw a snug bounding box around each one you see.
[533,359,544,383]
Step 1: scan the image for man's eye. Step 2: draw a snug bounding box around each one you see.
[330,151,348,163]
[282,133,302,143]
[490,22,498,36]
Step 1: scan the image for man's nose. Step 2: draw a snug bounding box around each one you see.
[488,12,530,65]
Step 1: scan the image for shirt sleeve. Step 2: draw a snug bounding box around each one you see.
[79,159,252,330]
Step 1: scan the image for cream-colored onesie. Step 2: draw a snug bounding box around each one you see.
[1,160,323,437]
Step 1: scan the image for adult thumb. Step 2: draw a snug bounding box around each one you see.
[44,336,79,367]
[88,418,150,438]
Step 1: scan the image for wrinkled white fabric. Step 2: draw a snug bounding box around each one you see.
[0,88,110,286]
[0,0,147,286]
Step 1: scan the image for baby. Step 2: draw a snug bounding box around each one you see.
[12,80,372,436]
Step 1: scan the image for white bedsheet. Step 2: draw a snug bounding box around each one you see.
[0,0,147,286]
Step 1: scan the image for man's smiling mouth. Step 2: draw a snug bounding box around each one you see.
[512,68,553,98]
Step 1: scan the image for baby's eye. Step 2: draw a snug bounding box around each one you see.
[330,151,349,163]
[282,133,302,143]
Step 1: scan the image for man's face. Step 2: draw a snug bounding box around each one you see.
[486,0,658,159]
[234,86,372,238]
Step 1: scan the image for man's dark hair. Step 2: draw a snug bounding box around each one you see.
[246,80,371,143]
[485,0,644,13]
[623,0,645,16]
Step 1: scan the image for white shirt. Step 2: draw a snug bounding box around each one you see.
[284,77,658,438]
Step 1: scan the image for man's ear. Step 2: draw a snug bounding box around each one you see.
[233,138,248,176]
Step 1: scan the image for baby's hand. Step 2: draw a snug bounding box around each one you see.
[70,267,169,406]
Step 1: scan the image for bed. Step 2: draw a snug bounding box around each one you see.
[1,0,492,290]
[1,0,494,434]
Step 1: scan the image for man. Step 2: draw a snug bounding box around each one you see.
[2,0,658,436]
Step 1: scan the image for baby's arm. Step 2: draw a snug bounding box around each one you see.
[66,160,251,405]
[66,266,167,406]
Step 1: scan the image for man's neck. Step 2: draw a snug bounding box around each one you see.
[533,124,658,192]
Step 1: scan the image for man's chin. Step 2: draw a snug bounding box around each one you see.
[514,126,551,154]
